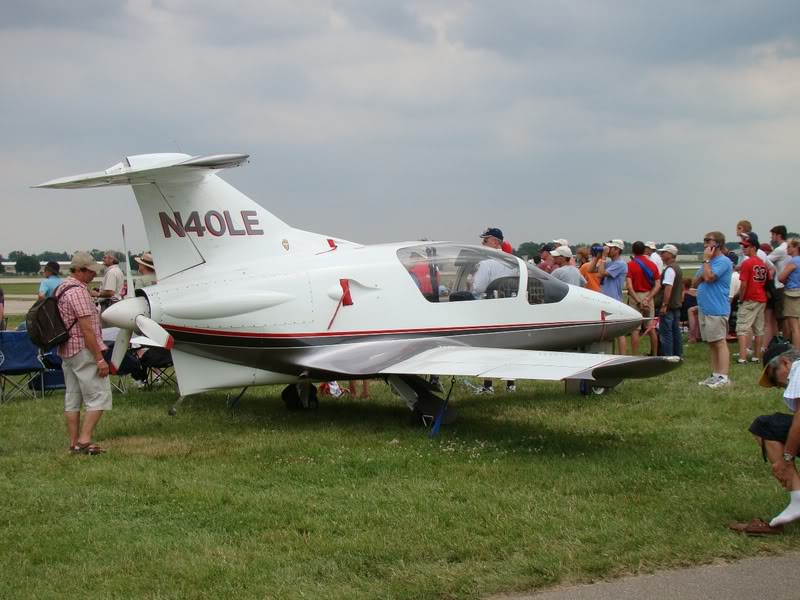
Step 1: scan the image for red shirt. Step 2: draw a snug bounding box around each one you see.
[740,256,768,303]
[408,263,433,294]
[627,256,659,292]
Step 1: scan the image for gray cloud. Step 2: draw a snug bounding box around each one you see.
[1,0,798,255]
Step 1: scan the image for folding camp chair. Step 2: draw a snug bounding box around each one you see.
[27,349,66,395]
[140,347,176,390]
[102,344,143,394]
[0,331,44,403]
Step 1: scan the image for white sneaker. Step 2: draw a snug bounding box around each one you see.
[707,377,731,389]
[506,383,517,392]
[474,386,494,395]
[698,375,717,386]
[134,379,146,389]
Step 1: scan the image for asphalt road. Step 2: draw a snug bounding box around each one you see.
[500,554,800,600]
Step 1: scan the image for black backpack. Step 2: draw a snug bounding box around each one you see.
[26,284,81,350]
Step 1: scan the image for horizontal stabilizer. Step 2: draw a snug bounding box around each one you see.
[34,153,249,189]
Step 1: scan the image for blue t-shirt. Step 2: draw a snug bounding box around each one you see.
[600,257,627,302]
[786,256,800,291]
[697,256,732,316]
[38,275,63,298]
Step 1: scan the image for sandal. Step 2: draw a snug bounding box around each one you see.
[728,517,783,536]
[69,442,107,455]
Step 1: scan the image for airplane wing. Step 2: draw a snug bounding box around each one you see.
[299,339,681,382]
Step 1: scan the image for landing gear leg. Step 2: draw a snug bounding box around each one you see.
[168,395,187,416]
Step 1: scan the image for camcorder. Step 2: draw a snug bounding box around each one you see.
[590,244,604,257]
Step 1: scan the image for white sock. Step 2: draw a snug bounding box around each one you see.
[770,490,800,527]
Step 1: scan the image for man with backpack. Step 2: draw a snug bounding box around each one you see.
[57,252,112,455]
[626,241,661,356]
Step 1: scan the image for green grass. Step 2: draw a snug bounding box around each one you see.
[0,282,39,295]
[0,344,795,599]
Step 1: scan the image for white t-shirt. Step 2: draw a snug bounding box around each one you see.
[783,360,800,413]
[648,252,664,274]
[662,265,676,287]
[769,242,789,290]
[102,264,124,301]
[473,260,516,296]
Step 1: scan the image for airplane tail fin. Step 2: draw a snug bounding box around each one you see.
[36,153,348,280]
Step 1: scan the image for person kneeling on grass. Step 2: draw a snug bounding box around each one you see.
[733,344,800,535]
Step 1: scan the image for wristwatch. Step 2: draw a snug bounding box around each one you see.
[783,452,795,463]
[703,260,710,263]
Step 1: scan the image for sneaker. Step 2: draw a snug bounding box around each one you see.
[750,356,761,363]
[133,379,146,389]
[737,359,747,365]
[506,383,517,392]
[698,375,717,386]
[707,377,731,389]
[474,385,494,395]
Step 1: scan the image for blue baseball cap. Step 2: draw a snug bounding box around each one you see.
[480,227,504,241]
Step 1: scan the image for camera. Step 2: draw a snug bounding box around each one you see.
[590,244,604,257]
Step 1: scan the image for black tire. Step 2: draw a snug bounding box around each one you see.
[282,385,302,410]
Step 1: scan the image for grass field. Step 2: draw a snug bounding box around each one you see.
[1,342,796,600]
[0,282,39,295]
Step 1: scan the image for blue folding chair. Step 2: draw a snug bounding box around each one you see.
[0,331,44,403]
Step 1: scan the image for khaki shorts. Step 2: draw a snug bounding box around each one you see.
[627,295,655,318]
[699,312,729,343]
[785,292,800,319]
[62,349,112,412]
[736,300,766,336]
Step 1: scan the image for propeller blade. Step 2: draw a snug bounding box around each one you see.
[121,224,135,299]
[109,329,132,375]
[135,315,174,350]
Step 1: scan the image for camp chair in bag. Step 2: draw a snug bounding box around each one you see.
[0,331,45,403]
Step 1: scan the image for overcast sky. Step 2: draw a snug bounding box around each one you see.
[2,0,798,255]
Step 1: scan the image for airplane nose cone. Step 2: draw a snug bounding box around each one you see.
[102,296,150,329]
[618,300,643,321]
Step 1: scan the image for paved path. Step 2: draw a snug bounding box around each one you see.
[500,554,800,600]
[3,298,35,315]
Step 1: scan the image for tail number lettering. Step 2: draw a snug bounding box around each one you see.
[159,210,264,238]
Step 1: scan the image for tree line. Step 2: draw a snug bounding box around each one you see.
[0,250,143,275]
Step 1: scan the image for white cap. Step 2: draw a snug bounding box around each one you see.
[604,239,624,250]
[644,241,657,250]
[552,238,569,247]
[657,244,679,256]
[552,245,573,258]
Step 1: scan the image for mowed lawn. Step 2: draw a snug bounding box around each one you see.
[1,343,796,600]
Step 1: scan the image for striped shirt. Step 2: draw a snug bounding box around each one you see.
[56,277,106,359]
[784,361,800,413]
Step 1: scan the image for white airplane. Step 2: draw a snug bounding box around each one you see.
[36,153,681,419]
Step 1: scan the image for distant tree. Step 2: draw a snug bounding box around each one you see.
[788,231,799,239]
[15,254,41,274]
[8,250,26,260]
[516,241,540,259]
[89,249,105,261]
[36,250,70,262]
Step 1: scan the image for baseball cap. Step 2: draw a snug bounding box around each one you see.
[740,232,760,248]
[480,227,504,241]
[604,239,624,250]
[44,260,60,274]
[657,244,679,256]
[552,238,569,247]
[644,241,657,250]
[759,342,793,388]
[552,245,573,258]
[540,243,556,253]
[70,252,101,272]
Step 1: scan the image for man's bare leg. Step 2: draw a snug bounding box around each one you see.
[77,410,104,446]
[65,412,81,447]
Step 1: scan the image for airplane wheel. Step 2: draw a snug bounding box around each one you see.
[282,385,302,410]
[282,384,319,410]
